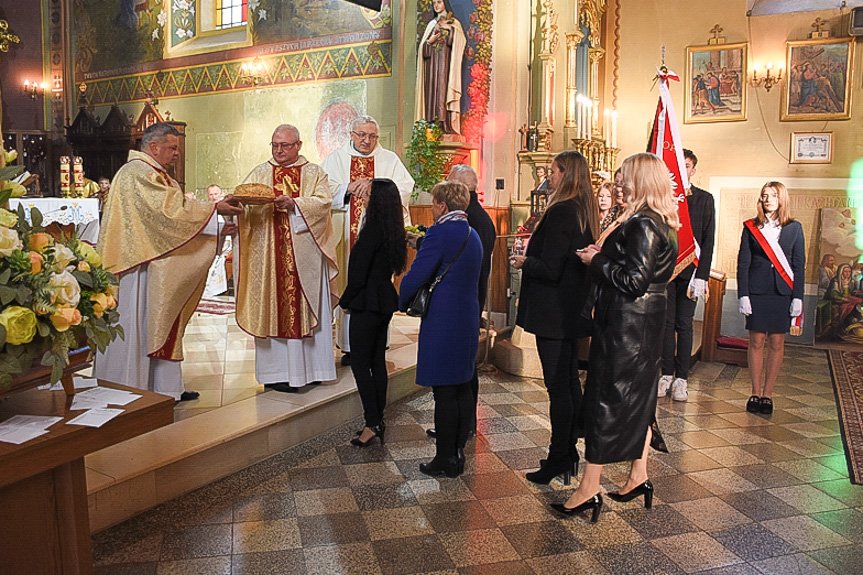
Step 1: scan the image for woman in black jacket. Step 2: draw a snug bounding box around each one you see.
[339,179,407,447]
[555,153,680,522]
[511,151,599,484]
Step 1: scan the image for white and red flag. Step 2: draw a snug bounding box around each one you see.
[648,67,696,277]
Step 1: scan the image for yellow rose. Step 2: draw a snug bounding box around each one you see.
[0,306,38,345]
[90,292,108,318]
[0,226,23,257]
[50,307,82,332]
[7,182,26,198]
[30,251,43,274]
[77,242,102,268]
[4,149,17,164]
[77,260,91,272]
[48,270,81,308]
[29,233,54,253]
[0,209,18,228]
[52,244,76,272]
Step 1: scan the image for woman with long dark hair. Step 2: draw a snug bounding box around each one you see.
[554,153,680,522]
[339,179,407,446]
[511,151,599,485]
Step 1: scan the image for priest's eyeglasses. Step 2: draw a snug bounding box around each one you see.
[271,141,300,149]
[351,131,379,141]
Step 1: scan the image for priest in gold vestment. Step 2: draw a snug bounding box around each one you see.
[237,125,338,392]
[321,116,413,364]
[95,123,243,401]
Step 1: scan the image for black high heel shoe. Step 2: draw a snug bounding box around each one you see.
[419,456,460,478]
[607,480,654,509]
[551,493,603,523]
[526,456,574,485]
[355,420,385,436]
[350,424,385,447]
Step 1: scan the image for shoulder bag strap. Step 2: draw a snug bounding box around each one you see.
[429,228,472,290]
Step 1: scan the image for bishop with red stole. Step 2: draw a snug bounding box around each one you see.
[237,125,338,391]
[321,116,413,361]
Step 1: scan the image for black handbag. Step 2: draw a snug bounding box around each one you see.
[406,229,471,318]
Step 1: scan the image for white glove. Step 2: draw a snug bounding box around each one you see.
[739,296,752,316]
[687,277,708,301]
[790,298,803,318]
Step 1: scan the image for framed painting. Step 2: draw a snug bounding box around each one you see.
[782,38,854,121]
[684,42,748,123]
[790,131,833,164]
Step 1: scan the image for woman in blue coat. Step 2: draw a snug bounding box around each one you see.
[399,181,483,477]
[737,181,805,415]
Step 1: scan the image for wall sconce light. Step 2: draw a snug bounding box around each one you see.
[23,79,45,98]
[240,57,267,86]
[751,62,783,92]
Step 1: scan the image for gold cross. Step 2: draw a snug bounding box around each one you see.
[274,179,298,197]
[812,17,826,33]
[710,24,724,40]
[0,20,20,62]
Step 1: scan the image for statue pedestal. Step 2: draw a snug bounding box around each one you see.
[490,326,543,379]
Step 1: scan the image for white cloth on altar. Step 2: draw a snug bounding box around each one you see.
[94,214,219,400]
[203,216,232,298]
[254,257,336,387]
[321,141,413,352]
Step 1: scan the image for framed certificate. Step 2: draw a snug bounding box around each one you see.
[790,131,833,164]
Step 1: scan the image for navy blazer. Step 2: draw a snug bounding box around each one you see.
[737,219,805,299]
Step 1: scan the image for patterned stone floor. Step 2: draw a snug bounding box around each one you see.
[92,346,863,574]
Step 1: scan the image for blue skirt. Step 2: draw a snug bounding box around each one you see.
[746,294,792,333]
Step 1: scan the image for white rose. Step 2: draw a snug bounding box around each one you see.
[49,270,81,308]
[52,244,77,272]
[0,226,23,256]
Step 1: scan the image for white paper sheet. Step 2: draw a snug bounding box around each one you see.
[0,428,50,445]
[69,394,109,411]
[66,408,124,428]
[0,415,63,445]
[73,387,141,406]
[72,377,99,389]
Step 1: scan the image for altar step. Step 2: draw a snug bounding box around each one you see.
[84,365,419,533]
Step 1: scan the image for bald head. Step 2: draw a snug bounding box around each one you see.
[273,124,300,140]
[447,164,478,192]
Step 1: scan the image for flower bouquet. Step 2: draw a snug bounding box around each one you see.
[0,173,123,393]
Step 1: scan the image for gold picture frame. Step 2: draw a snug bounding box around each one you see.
[684,42,748,124]
[782,37,854,121]
[790,131,833,164]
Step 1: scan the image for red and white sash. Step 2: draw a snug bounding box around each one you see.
[745,218,803,333]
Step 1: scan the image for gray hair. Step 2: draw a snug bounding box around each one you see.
[272,124,300,140]
[141,123,180,149]
[351,115,379,133]
[447,164,478,192]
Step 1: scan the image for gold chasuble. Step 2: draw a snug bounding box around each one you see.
[98,150,216,360]
[349,156,375,249]
[236,157,337,339]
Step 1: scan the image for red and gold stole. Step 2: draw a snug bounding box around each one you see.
[273,164,306,339]
[349,155,375,249]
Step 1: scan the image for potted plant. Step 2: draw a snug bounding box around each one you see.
[406,119,448,203]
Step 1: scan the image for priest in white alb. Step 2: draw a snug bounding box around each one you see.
[236,124,338,392]
[95,123,243,401]
[321,115,413,365]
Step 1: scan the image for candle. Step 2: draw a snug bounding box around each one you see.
[611,110,618,149]
[604,109,611,143]
[585,100,592,140]
[73,156,84,197]
[60,156,71,197]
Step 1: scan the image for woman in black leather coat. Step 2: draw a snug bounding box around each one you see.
[552,153,680,522]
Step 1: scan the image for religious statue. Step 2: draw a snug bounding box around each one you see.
[415,0,467,135]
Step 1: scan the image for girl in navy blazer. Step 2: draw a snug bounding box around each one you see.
[737,182,805,414]
[399,181,482,477]
[339,179,407,447]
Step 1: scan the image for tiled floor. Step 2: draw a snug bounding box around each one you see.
[92,346,863,574]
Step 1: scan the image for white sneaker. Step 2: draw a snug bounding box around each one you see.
[671,378,688,401]
[657,375,673,397]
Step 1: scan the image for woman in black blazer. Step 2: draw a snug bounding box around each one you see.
[339,179,407,446]
[511,151,599,484]
[737,181,805,415]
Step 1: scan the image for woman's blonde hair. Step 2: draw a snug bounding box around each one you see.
[755,181,793,226]
[431,180,469,212]
[619,153,681,230]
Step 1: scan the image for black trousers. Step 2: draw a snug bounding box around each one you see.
[662,277,697,380]
[432,382,473,458]
[349,310,392,428]
[535,336,583,461]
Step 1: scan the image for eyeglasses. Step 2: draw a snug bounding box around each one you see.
[271,141,300,150]
[351,131,379,141]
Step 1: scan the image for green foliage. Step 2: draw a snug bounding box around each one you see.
[406,120,448,201]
